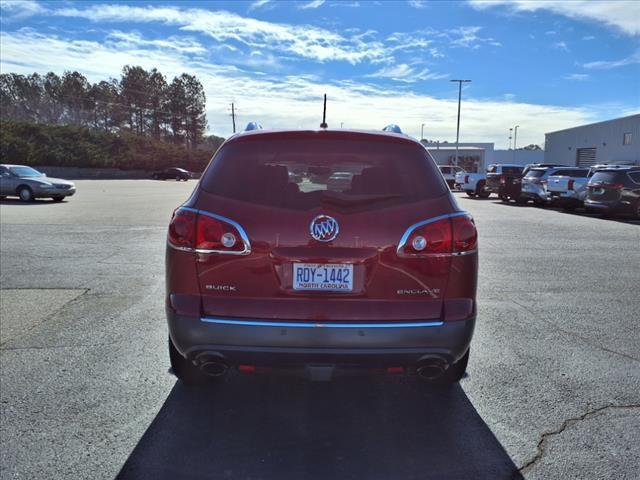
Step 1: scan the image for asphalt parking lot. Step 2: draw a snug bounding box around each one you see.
[1,180,639,480]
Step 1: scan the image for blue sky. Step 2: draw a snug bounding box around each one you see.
[1,0,639,147]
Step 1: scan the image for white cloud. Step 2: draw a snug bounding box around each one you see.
[0,28,600,147]
[0,0,46,19]
[468,0,640,36]
[248,0,271,11]
[582,35,595,40]
[582,51,640,69]
[408,0,428,9]
[366,63,448,82]
[298,0,325,9]
[553,41,569,52]
[449,26,502,48]
[563,73,589,81]
[53,4,388,64]
[106,31,206,54]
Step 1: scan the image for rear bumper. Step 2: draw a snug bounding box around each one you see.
[584,199,631,213]
[168,311,475,366]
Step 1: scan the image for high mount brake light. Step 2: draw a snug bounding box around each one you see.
[398,213,477,257]
[168,207,250,254]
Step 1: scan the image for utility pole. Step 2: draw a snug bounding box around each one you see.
[231,103,236,133]
[509,128,513,150]
[450,79,471,166]
[513,125,520,162]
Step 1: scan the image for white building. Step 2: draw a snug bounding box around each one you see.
[544,114,640,167]
[422,141,544,171]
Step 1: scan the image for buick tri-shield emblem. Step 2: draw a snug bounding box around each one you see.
[309,215,339,242]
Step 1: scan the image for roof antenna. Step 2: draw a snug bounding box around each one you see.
[320,94,328,129]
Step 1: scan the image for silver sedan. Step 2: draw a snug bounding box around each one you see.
[0,164,76,202]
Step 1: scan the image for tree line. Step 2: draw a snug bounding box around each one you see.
[0,66,208,149]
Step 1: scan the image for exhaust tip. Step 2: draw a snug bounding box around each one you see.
[195,352,229,377]
[416,357,447,381]
[200,361,228,377]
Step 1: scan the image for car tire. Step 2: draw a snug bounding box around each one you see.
[634,201,640,220]
[443,348,470,383]
[499,194,509,202]
[465,191,476,198]
[51,197,64,202]
[169,337,207,385]
[18,186,34,202]
[516,197,528,204]
[476,181,490,198]
[175,176,181,181]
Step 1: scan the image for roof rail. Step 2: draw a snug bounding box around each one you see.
[382,124,403,134]
[244,122,263,131]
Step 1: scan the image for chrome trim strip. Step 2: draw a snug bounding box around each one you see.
[200,317,444,328]
[167,207,252,255]
[396,211,472,256]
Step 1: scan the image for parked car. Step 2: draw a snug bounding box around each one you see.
[485,164,525,202]
[0,164,76,202]
[520,166,579,205]
[522,163,563,176]
[584,166,640,218]
[546,168,591,210]
[455,171,489,198]
[152,167,191,181]
[438,165,466,189]
[166,128,478,385]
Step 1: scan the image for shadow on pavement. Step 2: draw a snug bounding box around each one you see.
[491,200,640,225]
[0,198,67,205]
[117,375,522,480]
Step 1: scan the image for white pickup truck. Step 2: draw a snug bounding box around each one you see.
[546,168,591,209]
[454,171,489,198]
[547,164,632,209]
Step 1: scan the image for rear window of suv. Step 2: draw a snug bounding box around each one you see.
[525,169,546,178]
[200,136,448,211]
[502,166,523,174]
[589,171,625,184]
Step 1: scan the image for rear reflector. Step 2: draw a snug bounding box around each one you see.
[238,364,256,373]
[386,367,404,374]
[168,207,250,254]
[398,213,477,257]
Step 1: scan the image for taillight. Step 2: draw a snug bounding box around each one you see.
[464,175,469,183]
[398,213,477,256]
[500,175,506,184]
[168,208,196,249]
[196,213,246,253]
[452,215,478,252]
[568,179,574,190]
[168,207,250,255]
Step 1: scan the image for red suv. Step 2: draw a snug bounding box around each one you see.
[166,128,478,384]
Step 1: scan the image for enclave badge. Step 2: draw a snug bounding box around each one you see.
[309,215,339,242]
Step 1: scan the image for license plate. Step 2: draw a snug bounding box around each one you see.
[293,263,353,292]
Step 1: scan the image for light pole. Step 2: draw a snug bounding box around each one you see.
[513,125,520,162]
[450,79,471,166]
[421,123,425,141]
[509,128,513,150]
